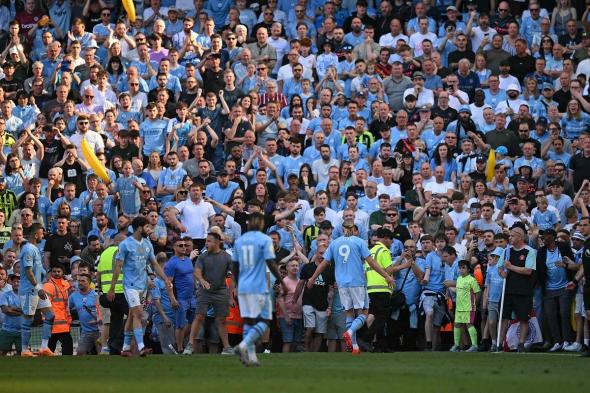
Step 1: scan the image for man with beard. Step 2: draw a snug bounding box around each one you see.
[447,106,478,141]
[486,111,521,157]
[107,216,172,357]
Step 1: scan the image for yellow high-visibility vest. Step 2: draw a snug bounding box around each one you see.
[365,242,393,294]
[97,246,124,294]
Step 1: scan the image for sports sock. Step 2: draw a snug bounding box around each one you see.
[239,324,251,347]
[42,311,55,346]
[122,331,133,351]
[247,345,257,361]
[133,327,145,350]
[350,314,367,333]
[345,315,353,332]
[453,327,461,347]
[467,326,478,346]
[491,339,497,346]
[243,322,268,347]
[41,339,49,349]
[21,318,33,351]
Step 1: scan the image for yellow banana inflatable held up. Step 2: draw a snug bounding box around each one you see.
[82,138,111,184]
[122,0,136,22]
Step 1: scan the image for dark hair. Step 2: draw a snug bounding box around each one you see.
[107,55,125,76]
[132,216,148,229]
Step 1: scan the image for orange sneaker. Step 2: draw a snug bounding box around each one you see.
[38,348,56,357]
[342,331,353,351]
[21,350,37,358]
[352,346,362,355]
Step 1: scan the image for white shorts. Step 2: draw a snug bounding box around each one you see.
[237,293,272,320]
[20,292,52,316]
[124,288,147,309]
[303,305,328,333]
[338,287,369,311]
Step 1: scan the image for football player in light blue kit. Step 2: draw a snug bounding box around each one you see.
[18,225,56,357]
[306,223,393,354]
[233,212,286,367]
[107,216,172,357]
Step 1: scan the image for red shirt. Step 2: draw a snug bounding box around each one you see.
[16,11,42,43]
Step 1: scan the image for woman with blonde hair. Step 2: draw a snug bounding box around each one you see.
[521,78,540,110]
[561,99,590,139]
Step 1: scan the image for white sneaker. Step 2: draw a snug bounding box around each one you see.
[449,345,460,352]
[263,349,271,354]
[182,343,193,355]
[564,342,583,352]
[221,347,234,355]
[548,343,562,352]
[465,345,478,353]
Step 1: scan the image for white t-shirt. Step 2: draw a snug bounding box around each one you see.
[448,210,470,231]
[408,32,437,57]
[69,130,105,157]
[424,180,455,195]
[174,199,215,239]
[470,27,497,52]
[378,33,409,48]
[377,182,402,199]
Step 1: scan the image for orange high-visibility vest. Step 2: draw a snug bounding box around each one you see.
[225,277,242,335]
[43,278,72,334]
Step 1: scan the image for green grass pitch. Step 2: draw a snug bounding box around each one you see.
[0,352,587,393]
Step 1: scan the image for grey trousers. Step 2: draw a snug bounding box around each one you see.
[156,322,176,354]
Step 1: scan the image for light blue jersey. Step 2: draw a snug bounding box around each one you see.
[18,242,43,296]
[485,263,504,303]
[424,251,445,293]
[140,119,169,156]
[69,289,100,334]
[115,237,156,291]
[233,231,275,295]
[323,235,370,288]
[0,291,22,332]
[116,175,142,215]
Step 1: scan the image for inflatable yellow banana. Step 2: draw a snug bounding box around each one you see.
[123,0,136,22]
[82,138,111,184]
[486,148,496,182]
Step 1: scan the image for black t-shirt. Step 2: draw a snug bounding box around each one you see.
[202,68,225,94]
[299,262,334,310]
[40,139,65,178]
[0,77,22,95]
[109,144,139,162]
[430,106,458,129]
[44,232,81,274]
[61,161,86,196]
[569,152,590,191]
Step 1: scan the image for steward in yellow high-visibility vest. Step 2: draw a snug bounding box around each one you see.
[97,234,129,355]
[362,228,395,352]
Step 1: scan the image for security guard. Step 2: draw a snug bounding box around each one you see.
[363,228,406,352]
[97,233,128,355]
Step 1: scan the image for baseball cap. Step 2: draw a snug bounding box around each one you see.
[446,5,458,11]
[418,105,431,112]
[412,71,424,80]
[517,160,532,170]
[517,176,529,183]
[8,47,18,55]
[70,255,82,267]
[86,40,99,49]
[542,83,554,91]
[147,197,158,204]
[342,44,354,52]
[495,146,508,155]
[536,116,548,125]
[168,6,178,12]
[506,83,520,93]
[475,155,486,163]
[458,105,471,114]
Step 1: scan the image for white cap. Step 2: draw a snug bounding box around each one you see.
[506,83,520,93]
